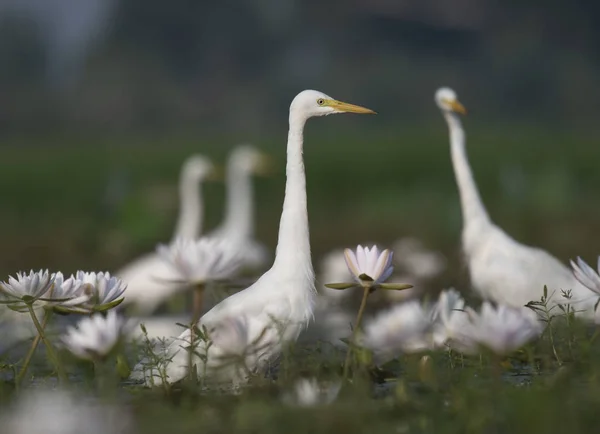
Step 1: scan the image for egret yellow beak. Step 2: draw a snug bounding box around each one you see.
[207,165,224,181]
[324,99,377,114]
[254,153,277,177]
[444,98,467,115]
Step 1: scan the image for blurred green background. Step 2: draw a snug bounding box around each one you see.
[0,0,598,287]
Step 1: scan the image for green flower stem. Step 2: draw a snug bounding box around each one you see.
[15,309,53,388]
[26,304,67,384]
[94,359,116,401]
[491,354,504,389]
[191,282,205,325]
[188,282,205,383]
[343,285,371,380]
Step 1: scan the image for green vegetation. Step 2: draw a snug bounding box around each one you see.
[0,124,600,433]
[0,124,598,279]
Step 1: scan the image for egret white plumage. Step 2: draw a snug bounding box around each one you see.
[116,155,215,315]
[436,87,595,316]
[207,145,271,271]
[297,250,356,350]
[133,90,375,385]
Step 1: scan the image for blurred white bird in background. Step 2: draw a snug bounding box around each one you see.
[132,90,376,386]
[116,155,216,315]
[436,87,596,317]
[207,144,272,271]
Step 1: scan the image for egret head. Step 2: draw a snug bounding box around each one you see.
[181,155,218,181]
[230,144,275,176]
[435,87,467,115]
[290,90,376,122]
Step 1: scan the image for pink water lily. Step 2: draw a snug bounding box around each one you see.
[343,245,394,285]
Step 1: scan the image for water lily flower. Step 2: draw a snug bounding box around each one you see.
[465,302,543,355]
[282,378,341,407]
[62,311,134,361]
[363,289,477,360]
[47,272,90,309]
[571,256,600,295]
[344,245,394,286]
[0,270,54,308]
[430,288,477,353]
[75,271,127,311]
[157,237,243,285]
[362,300,434,362]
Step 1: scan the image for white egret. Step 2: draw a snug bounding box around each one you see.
[133,90,375,385]
[116,155,216,315]
[436,87,595,316]
[207,145,271,270]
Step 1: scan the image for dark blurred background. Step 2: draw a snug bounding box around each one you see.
[0,0,599,288]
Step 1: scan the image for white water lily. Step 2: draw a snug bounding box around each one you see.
[431,288,477,353]
[362,300,434,361]
[344,245,393,285]
[75,271,127,310]
[157,237,243,284]
[0,270,54,308]
[465,302,543,355]
[62,311,134,360]
[363,289,478,360]
[282,378,341,407]
[47,272,90,308]
[571,256,600,295]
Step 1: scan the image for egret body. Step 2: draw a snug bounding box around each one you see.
[436,87,595,315]
[116,155,215,315]
[207,145,271,270]
[136,90,375,385]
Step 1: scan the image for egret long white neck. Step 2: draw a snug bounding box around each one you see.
[445,112,491,247]
[173,173,203,241]
[271,117,314,282]
[221,163,253,241]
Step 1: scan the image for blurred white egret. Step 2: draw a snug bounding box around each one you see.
[116,155,215,315]
[207,145,271,270]
[436,87,595,316]
[133,90,375,385]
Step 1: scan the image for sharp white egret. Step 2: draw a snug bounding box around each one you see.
[436,87,595,316]
[207,144,271,271]
[133,90,375,385]
[116,155,215,315]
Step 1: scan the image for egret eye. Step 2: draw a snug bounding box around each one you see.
[317,98,325,106]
